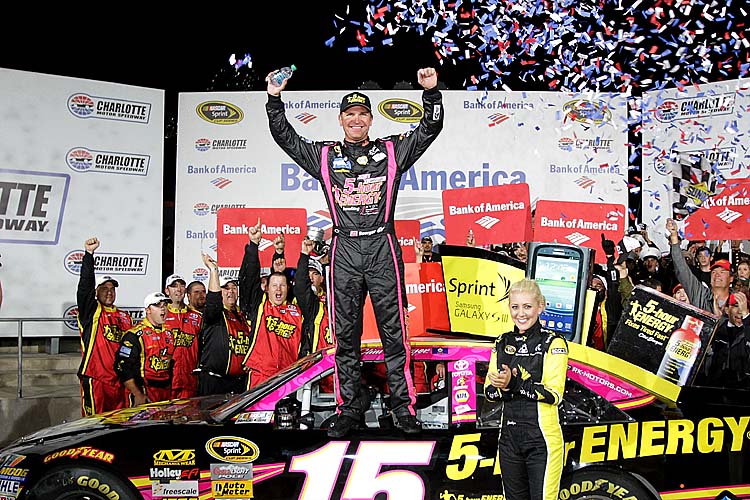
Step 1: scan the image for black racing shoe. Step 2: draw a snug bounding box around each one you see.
[328,414,359,438]
[396,414,422,434]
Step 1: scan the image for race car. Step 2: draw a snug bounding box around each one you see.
[0,336,747,500]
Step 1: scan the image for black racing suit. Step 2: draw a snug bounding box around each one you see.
[484,322,568,500]
[266,88,444,418]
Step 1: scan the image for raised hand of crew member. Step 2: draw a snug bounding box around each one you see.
[301,238,314,256]
[201,252,218,272]
[415,242,424,260]
[417,67,438,90]
[248,217,262,245]
[274,233,285,252]
[601,233,616,258]
[266,70,289,96]
[466,229,475,248]
[84,237,100,254]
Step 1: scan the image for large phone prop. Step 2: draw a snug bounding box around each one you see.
[527,242,593,344]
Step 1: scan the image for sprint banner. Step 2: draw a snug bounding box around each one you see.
[439,245,526,337]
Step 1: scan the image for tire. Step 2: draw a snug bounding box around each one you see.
[26,465,139,500]
[558,467,658,500]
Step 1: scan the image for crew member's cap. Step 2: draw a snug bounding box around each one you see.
[710,259,731,271]
[219,276,239,288]
[421,236,433,243]
[164,273,186,288]
[728,293,739,306]
[96,275,119,288]
[672,283,684,295]
[143,292,169,309]
[340,92,372,113]
[640,246,660,261]
[308,258,323,275]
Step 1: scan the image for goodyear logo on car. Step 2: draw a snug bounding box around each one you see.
[205,437,259,463]
[152,449,196,466]
[196,101,244,125]
[378,99,423,123]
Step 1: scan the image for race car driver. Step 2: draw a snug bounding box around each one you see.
[485,279,568,500]
[266,67,444,437]
[239,219,307,388]
[115,292,174,406]
[76,237,133,416]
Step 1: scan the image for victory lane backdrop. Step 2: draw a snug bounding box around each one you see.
[0,68,164,334]
[174,90,628,282]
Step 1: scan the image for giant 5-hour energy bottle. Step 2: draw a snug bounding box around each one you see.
[657,315,704,385]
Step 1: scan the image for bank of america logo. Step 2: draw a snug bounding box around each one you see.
[566,232,590,245]
[210,177,232,189]
[575,176,596,189]
[295,112,317,124]
[258,238,274,251]
[475,216,500,229]
[487,113,510,127]
[717,208,742,224]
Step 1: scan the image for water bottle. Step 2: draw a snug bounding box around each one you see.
[270,65,296,86]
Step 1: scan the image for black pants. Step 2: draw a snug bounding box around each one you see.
[499,419,563,500]
[197,372,247,396]
[329,233,415,418]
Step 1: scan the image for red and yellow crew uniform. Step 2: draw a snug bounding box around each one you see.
[164,303,202,399]
[77,252,132,416]
[244,297,305,387]
[115,318,174,405]
[197,291,252,396]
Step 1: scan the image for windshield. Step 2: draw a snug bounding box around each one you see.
[210,352,324,422]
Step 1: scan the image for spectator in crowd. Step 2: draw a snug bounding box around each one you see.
[266,67,443,438]
[672,284,690,304]
[691,246,713,286]
[240,219,307,388]
[419,236,442,263]
[295,238,335,391]
[668,219,733,315]
[736,260,750,288]
[76,237,133,416]
[701,290,750,388]
[615,252,637,307]
[115,292,173,406]
[186,280,206,313]
[164,275,202,399]
[196,253,251,395]
[511,242,528,263]
[640,277,663,293]
[589,236,624,351]
[635,246,673,293]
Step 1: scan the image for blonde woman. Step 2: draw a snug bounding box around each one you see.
[485,279,568,500]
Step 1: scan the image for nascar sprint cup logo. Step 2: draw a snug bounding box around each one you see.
[64,249,148,275]
[196,101,244,125]
[0,169,70,245]
[378,98,423,123]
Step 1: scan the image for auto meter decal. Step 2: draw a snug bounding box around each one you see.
[205,437,259,463]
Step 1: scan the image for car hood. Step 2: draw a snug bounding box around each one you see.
[10,397,225,446]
